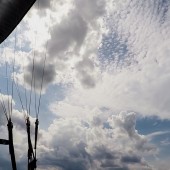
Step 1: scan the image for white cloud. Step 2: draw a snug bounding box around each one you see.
[48,10,88,58]
[45,0,170,119]
[37,111,155,170]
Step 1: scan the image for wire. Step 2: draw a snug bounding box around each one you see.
[23,58,29,117]
[0,90,8,121]
[10,29,17,118]
[36,11,51,117]
[37,42,48,118]
[33,67,38,117]
[6,62,11,119]
[3,40,11,119]
[14,81,27,119]
[28,1,39,116]
[33,0,41,119]
[28,56,35,116]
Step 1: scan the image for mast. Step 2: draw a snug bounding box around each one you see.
[34,118,39,169]
[0,119,17,170]
[7,118,17,170]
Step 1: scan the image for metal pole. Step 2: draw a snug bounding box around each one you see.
[26,118,36,170]
[7,118,17,170]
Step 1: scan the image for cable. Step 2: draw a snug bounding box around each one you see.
[28,56,35,116]
[6,62,11,119]
[37,42,48,118]
[33,67,38,117]
[3,41,11,119]
[23,59,29,117]
[0,91,9,121]
[10,29,17,118]
[14,81,27,119]
[28,4,39,116]
[33,0,41,118]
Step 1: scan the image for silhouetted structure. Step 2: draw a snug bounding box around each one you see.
[0,119,17,170]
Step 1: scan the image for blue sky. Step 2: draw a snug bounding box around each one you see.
[0,0,170,170]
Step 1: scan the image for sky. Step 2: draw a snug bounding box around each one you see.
[0,0,170,170]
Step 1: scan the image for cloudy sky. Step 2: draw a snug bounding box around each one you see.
[0,0,170,169]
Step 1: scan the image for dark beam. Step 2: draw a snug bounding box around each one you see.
[0,139,9,145]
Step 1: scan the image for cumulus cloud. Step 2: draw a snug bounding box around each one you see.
[48,10,88,59]
[3,108,155,170]
[37,111,155,170]
[49,0,170,118]
[2,0,107,90]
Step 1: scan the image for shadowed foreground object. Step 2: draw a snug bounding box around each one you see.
[0,119,17,170]
[7,119,17,170]
[0,0,36,44]
[0,139,9,145]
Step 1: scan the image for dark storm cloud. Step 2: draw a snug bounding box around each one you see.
[25,60,56,90]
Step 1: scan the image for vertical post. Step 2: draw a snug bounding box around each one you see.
[7,118,17,170]
[26,117,31,170]
[26,117,36,170]
[34,119,39,152]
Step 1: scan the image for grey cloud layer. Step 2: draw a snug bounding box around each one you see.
[24,59,56,90]
[48,11,88,58]
[23,0,107,89]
